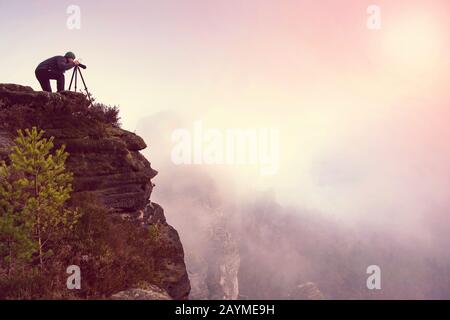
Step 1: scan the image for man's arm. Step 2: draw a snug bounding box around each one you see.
[56,56,75,71]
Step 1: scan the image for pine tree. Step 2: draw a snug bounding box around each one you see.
[0,162,36,274]
[0,127,80,271]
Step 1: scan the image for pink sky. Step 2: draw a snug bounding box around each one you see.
[1,0,450,236]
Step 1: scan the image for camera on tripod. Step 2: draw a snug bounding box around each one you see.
[68,62,93,106]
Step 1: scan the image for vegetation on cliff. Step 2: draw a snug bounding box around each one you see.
[0,127,164,299]
[0,127,80,273]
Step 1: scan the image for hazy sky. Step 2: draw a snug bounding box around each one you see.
[1,0,450,235]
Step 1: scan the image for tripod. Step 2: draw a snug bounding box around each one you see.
[68,65,93,106]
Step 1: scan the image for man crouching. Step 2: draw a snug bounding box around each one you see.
[35,51,80,92]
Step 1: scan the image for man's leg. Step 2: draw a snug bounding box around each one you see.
[35,69,52,92]
[47,71,65,92]
[56,73,65,92]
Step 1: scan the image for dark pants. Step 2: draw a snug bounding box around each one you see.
[35,69,65,92]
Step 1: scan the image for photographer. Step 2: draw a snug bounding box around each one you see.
[35,51,80,92]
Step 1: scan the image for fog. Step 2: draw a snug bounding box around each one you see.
[136,103,450,299]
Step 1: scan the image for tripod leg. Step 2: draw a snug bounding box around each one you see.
[77,68,94,106]
[74,68,78,92]
[68,67,77,91]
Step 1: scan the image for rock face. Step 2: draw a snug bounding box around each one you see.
[205,223,240,300]
[187,207,240,300]
[0,129,14,161]
[111,285,172,300]
[0,84,190,299]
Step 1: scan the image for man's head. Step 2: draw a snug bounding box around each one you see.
[64,51,76,63]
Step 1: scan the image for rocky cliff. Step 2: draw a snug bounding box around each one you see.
[0,84,190,299]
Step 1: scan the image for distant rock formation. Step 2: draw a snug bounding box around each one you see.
[205,213,240,300]
[188,207,240,300]
[288,282,324,300]
[0,84,190,299]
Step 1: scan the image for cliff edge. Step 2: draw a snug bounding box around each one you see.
[0,84,190,299]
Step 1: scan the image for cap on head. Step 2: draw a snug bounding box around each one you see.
[64,51,76,59]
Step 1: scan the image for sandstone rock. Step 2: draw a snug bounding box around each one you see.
[111,285,171,300]
[0,130,14,161]
[0,84,190,300]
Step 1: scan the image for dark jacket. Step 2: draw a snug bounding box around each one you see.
[35,56,75,74]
